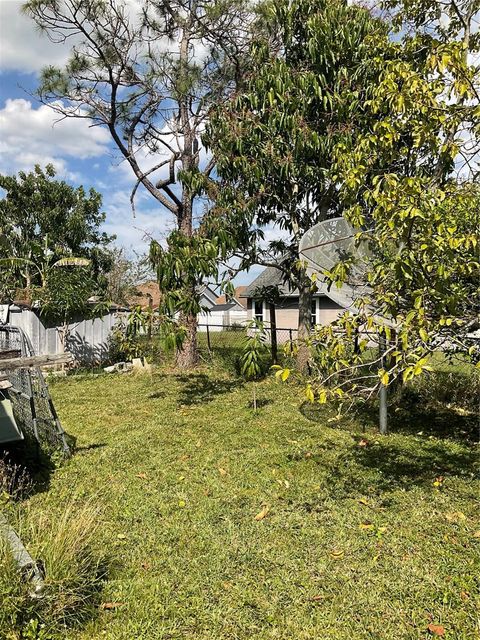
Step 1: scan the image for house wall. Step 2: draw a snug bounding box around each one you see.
[246,296,343,328]
[7,307,124,364]
[197,308,248,331]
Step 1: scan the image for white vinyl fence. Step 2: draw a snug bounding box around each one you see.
[5,305,126,364]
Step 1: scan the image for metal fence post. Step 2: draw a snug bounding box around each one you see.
[206,324,211,352]
[269,304,278,364]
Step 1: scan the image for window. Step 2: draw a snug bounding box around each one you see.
[254,299,263,322]
[311,298,317,328]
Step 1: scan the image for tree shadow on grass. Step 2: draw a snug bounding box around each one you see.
[339,436,478,494]
[297,402,478,494]
[300,399,478,444]
[173,373,244,406]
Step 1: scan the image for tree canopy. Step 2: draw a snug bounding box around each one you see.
[0,164,113,304]
[204,0,389,369]
[24,0,254,368]
[206,0,479,414]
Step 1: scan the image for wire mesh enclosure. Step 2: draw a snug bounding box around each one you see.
[0,324,71,457]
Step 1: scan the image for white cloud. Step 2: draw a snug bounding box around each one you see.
[0,0,72,73]
[102,188,174,255]
[0,98,111,175]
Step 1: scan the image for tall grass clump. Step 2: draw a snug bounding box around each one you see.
[0,498,107,638]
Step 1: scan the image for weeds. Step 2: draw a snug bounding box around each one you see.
[0,498,106,638]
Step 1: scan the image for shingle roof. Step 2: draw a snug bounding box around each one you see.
[216,285,247,308]
[210,303,238,311]
[243,266,331,299]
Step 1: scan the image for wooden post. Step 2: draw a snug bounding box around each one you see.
[379,334,388,435]
[269,303,278,364]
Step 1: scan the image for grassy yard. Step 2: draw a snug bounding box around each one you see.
[2,367,479,639]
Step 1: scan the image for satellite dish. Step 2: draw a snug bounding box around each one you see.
[298,217,371,311]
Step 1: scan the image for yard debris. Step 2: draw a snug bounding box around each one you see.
[330,549,344,559]
[427,623,445,636]
[444,511,467,523]
[254,505,269,521]
[136,473,148,480]
[100,602,124,610]
[103,362,133,374]
[218,468,227,476]
[358,438,369,447]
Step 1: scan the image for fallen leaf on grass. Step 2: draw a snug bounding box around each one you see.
[254,506,270,521]
[330,549,344,559]
[432,475,444,487]
[100,602,124,610]
[310,595,324,601]
[358,439,369,448]
[359,522,375,530]
[218,468,227,476]
[427,623,445,636]
[472,530,480,538]
[136,473,148,479]
[141,562,151,570]
[358,497,369,506]
[116,533,126,540]
[460,590,469,601]
[444,511,466,523]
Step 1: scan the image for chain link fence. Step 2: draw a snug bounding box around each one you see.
[197,324,298,366]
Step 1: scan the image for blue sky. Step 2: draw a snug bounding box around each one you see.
[0,0,263,285]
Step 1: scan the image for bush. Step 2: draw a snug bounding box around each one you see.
[402,365,479,414]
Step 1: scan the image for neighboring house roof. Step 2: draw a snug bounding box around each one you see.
[198,284,219,308]
[127,280,162,310]
[127,281,219,311]
[209,303,238,312]
[243,266,332,299]
[216,285,247,309]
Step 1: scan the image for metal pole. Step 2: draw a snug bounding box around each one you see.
[379,333,388,435]
[206,324,211,352]
[269,303,278,364]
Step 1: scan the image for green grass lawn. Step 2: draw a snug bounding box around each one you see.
[5,367,480,639]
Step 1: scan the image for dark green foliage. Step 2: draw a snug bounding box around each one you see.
[0,165,113,301]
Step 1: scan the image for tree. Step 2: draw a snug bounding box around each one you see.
[0,164,113,300]
[276,0,479,424]
[24,0,254,368]
[204,0,388,371]
[104,247,153,306]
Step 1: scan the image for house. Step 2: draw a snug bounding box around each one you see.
[199,286,248,330]
[241,266,345,332]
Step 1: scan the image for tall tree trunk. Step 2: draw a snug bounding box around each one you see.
[296,279,312,374]
[175,191,199,370]
[174,20,199,370]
